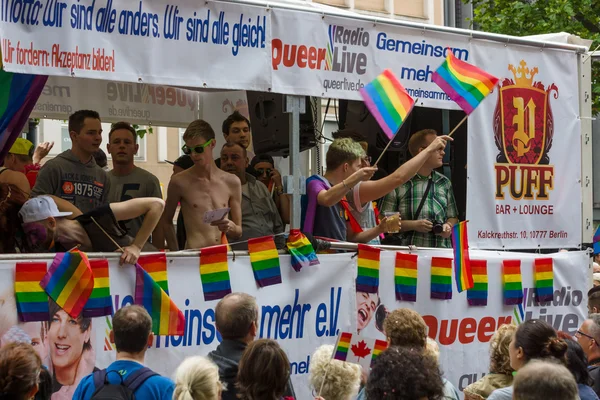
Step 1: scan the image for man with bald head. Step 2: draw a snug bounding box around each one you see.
[576,314,600,396]
[513,360,578,400]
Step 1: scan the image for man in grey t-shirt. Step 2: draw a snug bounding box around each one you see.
[106,122,162,239]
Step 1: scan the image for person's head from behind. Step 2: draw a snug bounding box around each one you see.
[222,111,251,149]
[173,356,222,400]
[111,305,153,355]
[326,138,366,179]
[487,323,516,375]
[366,346,444,400]
[332,129,369,154]
[19,196,73,252]
[408,129,443,169]
[563,338,594,386]
[0,342,41,400]
[250,154,275,187]
[0,183,28,253]
[68,110,102,157]
[4,138,34,173]
[220,143,248,180]
[588,286,600,315]
[512,360,578,400]
[237,339,290,400]
[309,345,361,400]
[107,122,138,166]
[383,308,427,349]
[214,293,258,343]
[169,155,194,176]
[575,314,600,361]
[356,291,380,333]
[182,119,216,167]
[509,319,566,371]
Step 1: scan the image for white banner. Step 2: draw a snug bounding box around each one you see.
[0,250,588,399]
[466,44,582,249]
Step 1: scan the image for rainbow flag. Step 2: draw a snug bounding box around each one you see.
[371,339,388,367]
[248,236,282,287]
[395,252,418,302]
[138,254,169,295]
[40,251,94,318]
[451,221,473,292]
[333,332,353,362]
[14,262,49,322]
[333,331,388,370]
[430,257,453,299]
[286,229,319,272]
[432,52,499,115]
[594,226,600,254]
[359,69,415,140]
[534,258,554,302]
[356,244,380,293]
[199,245,232,301]
[503,260,523,305]
[82,259,113,318]
[467,260,488,306]
[0,71,47,161]
[134,263,185,336]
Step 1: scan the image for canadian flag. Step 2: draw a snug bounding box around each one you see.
[332,331,388,370]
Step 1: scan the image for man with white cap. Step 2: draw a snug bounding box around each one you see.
[19,195,164,264]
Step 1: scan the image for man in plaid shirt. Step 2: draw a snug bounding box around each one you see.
[381,129,458,248]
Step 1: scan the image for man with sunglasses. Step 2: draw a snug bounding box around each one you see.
[160,119,242,250]
[250,154,290,225]
[575,314,600,396]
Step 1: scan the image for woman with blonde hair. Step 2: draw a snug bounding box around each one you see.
[309,345,361,400]
[173,356,222,400]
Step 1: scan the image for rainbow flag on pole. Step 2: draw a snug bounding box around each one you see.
[430,257,453,299]
[134,263,185,336]
[14,262,49,322]
[534,258,554,302]
[286,229,319,272]
[82,259,113,318]
[332,331,388,370]
[138,253,169,295]
[503,260,523,305]
[359,69,415,140]
[200,245,232,301]
[248,236,282,287]
[467,260,488,306]
[394,252,418,302]
[40,251,94,318]
[432,52,499,115]
[451,221,473,292]
[356,244,380,293]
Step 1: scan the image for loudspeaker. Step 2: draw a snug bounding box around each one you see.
[246,91,316,157]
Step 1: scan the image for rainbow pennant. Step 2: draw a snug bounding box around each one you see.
[503,260,523,305]
[534,258,554,302]
[432,51,499,115]
[286,229,319,272]
[467,260,488,306]
[356,244,380,293]
[395,252,418,302]
[14,262,49,322]
[430,257,453,299]
[134,263,185,336]
[451,221,473,292]
[359,69,415,140]
[138,253,169,295]
[248,236,282,288]
[371,339,389,367]
[40,251,94,318]
[594,226,600,254]
[82,259,113,318]
[333,332,353,362]
[200,245,232,301]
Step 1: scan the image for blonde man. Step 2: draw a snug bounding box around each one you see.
[173,356,222,400]
[310,345,361,400]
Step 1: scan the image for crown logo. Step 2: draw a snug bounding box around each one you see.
[508,60,538,87]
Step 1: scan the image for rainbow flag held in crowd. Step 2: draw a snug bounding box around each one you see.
[248,236,282,287]
[14,262,49,322]
[503,260,523,305]
[451,221,473,292]
[432,52,499,115]
[359,69,415,140]
[534,258,554,302]
[199,245,232,301]
[40,251,94,318]
[333,331,388,370]
[594,226,600,254]
[430,257,453,300]
[467,260,488,306]
[394,252,418,302]
[82,259,113,318]
[356,244,381,294]
[138,253,169,295]
[134,263,185,336]
[286,229,319,272]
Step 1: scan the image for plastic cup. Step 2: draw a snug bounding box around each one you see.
[384,212,400,233]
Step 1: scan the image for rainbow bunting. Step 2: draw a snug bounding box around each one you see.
[594,226,600,254]
[14,262,49,322]
[432,52,499,115]
[371,339,389,367]
[430,257,453,299]
[451,221,473,292]
[333,332,353,362]
[138,253,169,295]
[359,69,415,140]
[356,244,380,294]
[503,260,523,305]
[248,236,282,288]
[199,245,232,301]
[40,251,94,318]
[534,258,554,302]
[134,263,185,336]
[82,259,113,318]
[395,252,418,302]
[286,229,319,272]
[332,331,388,370]
[467,260,488,306]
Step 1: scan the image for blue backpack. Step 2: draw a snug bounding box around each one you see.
[90,367,157,400]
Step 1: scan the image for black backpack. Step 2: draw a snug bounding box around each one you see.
[90,367,157,400]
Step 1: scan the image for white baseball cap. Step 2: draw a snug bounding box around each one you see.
[19,196,73,224]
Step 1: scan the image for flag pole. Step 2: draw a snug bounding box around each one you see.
[448,115,468,137]
[373,99,419,167]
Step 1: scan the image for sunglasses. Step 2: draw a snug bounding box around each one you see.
[181,139,212,155]
[256,168,273,176]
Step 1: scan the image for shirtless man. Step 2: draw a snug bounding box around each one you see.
[161,119,242,250]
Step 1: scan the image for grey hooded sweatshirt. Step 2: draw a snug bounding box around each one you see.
[32,149,110,213]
